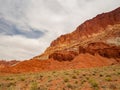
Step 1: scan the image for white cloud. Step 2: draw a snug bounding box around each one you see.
[0,35,49,60]
[0,0,120,60]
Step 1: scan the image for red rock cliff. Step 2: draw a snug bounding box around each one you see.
[51,7,120,47]
[34,7,120,60]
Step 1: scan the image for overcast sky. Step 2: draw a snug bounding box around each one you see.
[0,0,120,60]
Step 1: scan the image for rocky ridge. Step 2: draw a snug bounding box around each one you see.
[34,7,120,60]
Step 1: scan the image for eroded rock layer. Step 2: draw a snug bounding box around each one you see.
[34,7,120,60]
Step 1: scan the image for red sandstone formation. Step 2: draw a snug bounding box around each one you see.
[51,7,120,47]
[49,51,78,61]
[34,7,120,60]
[79,42,120,58]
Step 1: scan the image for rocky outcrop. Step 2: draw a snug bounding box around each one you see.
[79,42,120,58]
[49,51,78,61]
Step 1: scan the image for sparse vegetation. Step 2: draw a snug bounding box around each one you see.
[72,75,77,79]
[67,83,73,89]
[89,79,99,90]
[105,77,112,81]
[30,81,38,90]
[0,64,120,90]
[64,78,69,83]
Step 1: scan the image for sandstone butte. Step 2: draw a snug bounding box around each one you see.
[0,7,120,73]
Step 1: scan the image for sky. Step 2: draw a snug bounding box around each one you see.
[0,0,120,60]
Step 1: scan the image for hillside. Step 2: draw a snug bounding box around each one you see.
[34,7,120,60]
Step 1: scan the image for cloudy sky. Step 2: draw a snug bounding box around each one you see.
[0,0,120,60]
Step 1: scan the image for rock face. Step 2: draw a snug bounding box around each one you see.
[51,7,120,47]
[49,51,78,61]
[34,7,120,60]
[79,42,120,58]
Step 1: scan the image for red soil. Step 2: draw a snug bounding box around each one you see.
[1,54,119,73]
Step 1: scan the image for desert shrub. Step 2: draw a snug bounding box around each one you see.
[64,72,69,75]
[52,71,56,74]
[117,71,120,75]
[72,75,77,79]
[81,80,86,84]
[73,70,80,75]
[86,77,89,80]
[82,74,86,76]
[38,85,47,90]
[30,82,38,90]
[106,75,111,77]
[101,86,106,89]
[39,75,43,79]
[67,84,73,89]
[75,81,78,84]
[5,77,14,81]
[89,79,99,90]
[64,78,69,83]
[99,74,103,77]
[20,77,25,81]
[105,77,112,81]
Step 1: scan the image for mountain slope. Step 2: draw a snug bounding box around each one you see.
[34,7,120,60]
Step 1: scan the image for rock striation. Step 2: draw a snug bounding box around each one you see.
[34,7,120,60]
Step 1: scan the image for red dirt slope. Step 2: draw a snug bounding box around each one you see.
[1,54,119,73]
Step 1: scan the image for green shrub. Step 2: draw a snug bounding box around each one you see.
[106,75,111,77]
[72,75,77,79]
[81,80,86,84]
[73,70,79,75]
[105,77,112,81]
[89,79,99,90]
[64,72,69,75]
[30,82,38,90]
[6,77,14,81]
[75,81,78,84]
[20,78,25,81]
[64,78,69,83]
[117,72,120,75]
[67,84,73,89]
[38,85,47,90]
